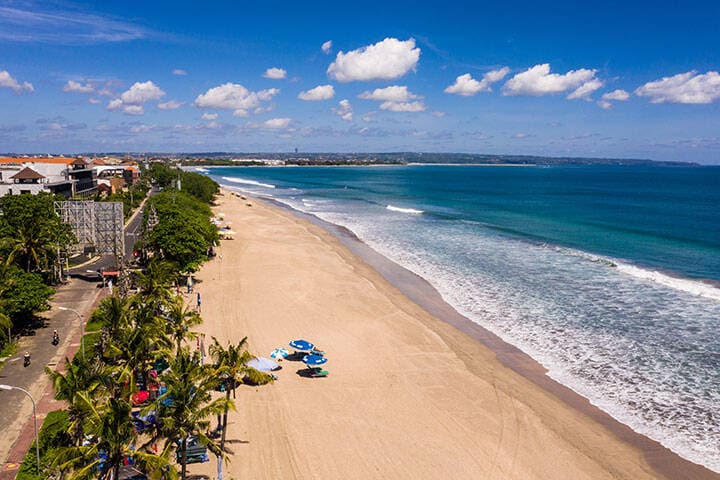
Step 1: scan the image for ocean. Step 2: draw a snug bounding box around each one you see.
[203,164,720,472]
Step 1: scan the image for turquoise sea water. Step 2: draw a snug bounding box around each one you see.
[204,164,720,471]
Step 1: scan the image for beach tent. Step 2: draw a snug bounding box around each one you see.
[270,348,289,359]
[247,357,281,372]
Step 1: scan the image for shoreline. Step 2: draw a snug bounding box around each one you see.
[260,194,719,480]
[193,188,718,479]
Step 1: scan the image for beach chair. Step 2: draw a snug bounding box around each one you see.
[308,367,329,378]
[310,347,325,356]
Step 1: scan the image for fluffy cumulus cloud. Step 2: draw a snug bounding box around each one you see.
[327,38,420,82]
[503,64,602,100]
[358,85,426,112]
[321,40,332,54]
[263,67,287,80]
[0,70,34,93]
[63,80,94,93]
[261,117,291,129]
[358,85,419,102]
[158,100,184,110]
[107,80,165,115]
[194,83,279,117]
[120,81,165,104]
[597,89,630,109]
[298,84,335,101]
[634,71,720,104]
[444,67,510,96]
[332,99,353,121]
[201,113,218,120]
[380,100,426,112]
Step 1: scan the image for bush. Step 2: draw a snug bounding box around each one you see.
[17,410,71,480]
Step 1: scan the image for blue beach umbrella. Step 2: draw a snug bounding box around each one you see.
[289,339,314,351]
[270,348,289,359]
[302,354,328,366]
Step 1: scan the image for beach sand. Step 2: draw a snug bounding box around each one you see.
[188,190,716,480]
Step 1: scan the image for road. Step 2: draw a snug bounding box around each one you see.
[0,191,153,475]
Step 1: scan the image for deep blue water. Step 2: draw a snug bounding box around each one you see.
[203,164,720,471]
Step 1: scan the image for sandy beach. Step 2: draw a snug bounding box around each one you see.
[188,189,717,480]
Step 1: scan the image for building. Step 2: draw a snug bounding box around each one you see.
[0,157,97,197]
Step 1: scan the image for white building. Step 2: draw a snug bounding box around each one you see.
[0,157,97,197]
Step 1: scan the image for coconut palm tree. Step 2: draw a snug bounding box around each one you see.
[52,396,175,480]
[154,348,231,480]
[162,296,202,356]
[46,356,104,445]
[208,337,272,452]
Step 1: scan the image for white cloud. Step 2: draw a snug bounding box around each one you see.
[63,80,94,93]
[158,100,184,110]
[332,99,353,121]
[634,71,720,104]
[358,85,420,102]
[202,113,218,120]
[358,85,426,112]
[327,37,420,82]
[194,83,279,117]
[602,89,631,101]
[263,67,287,80]
[106,80,165,115]
[120,81,165,104]
[88,97,101,104]
[597,89,631,109]
[172,69,187,76]
[0,70,34,93]
[380,101,426,112]
[262,117,291,129]
[121,105,144,115]
[444,67,510,96]
[321,40,332,54]
[503,64,601,99]
[298,84,335,101]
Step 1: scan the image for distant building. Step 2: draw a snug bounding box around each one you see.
[0,157,97,197]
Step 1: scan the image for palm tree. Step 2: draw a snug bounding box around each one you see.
[163,296,202,355]
[46,356,104,445]
[52,397,175,480]
[134,259,176,310]
[208,337,272,452]
[154,348,231,480]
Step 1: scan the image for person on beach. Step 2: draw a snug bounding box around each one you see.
[196,291,201,312]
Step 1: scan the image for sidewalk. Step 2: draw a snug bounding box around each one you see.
[0,278,103,479]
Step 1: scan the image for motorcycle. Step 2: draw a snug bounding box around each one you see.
[23,352,31,367]
[52,332,59,346]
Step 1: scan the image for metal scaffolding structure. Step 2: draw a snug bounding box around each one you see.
[55,201,124,257]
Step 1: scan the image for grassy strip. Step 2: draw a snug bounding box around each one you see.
[16,410,70,480]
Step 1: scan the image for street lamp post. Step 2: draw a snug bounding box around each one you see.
[57,306,84,359]
[0,384,40,473]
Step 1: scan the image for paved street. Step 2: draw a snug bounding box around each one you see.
[0,193,152,477]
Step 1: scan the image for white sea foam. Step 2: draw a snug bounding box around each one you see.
[194,167,210,173]
[221,176,276,188]
[615,262,720,301]
[387,205,423,214]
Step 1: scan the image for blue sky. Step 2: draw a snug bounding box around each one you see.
[0,0,719,163]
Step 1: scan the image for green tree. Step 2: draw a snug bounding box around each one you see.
[163,296,202,356]
[0,192,75,279]
[209,337,272,452]
[154,349,231,480]
[2,267,54,328]
[52,397,175,480]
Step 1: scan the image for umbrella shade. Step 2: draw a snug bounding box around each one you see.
[270,348,289,359]
[247,357,280,372]
[302,354,328,366]
[289,339,314,351]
